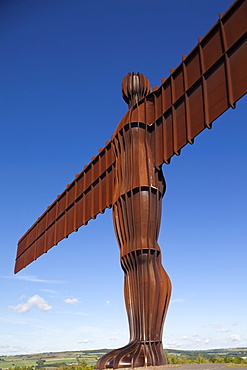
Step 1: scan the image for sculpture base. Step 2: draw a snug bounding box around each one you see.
[96,340,167,369]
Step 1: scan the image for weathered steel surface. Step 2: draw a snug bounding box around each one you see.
[14,142,115,273]
[96,80,172,367]
[149,0,247,165]
[15,0,247,274]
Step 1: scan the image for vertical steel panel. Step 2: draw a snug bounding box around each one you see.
[154,89,163,121]
[173,99,187,154]
[173,66,184,101]
[37,214,47,237]
[66,207,75,236]
[182,58,192,144]
[205,61,228,123]
[229,39,247,101]
[153,119,164,168]
[25,226,36,253]
[36,233,46,259]
[105,143,112,168]
[100,173,107,213]
[84,190,91,224]
[57,193,66,218]
[201,26,224,71]
[45,224,55,252]
[223,0,247,49]
[56,214,66,244]
[25,247,35,267]
[219,16,235,108]
[75,196,84,229]
[92,156,99,184]
[162,80,172,111]
[14,255,23,274]
[106,166,114,207]
[198,41,211,129]
[47,203,57,229]
[90,163,95,219]
[99,148,106,174]
[16,237,26,258]
[162,112,173,163]
[76,173,85,197]
[187,83,205,140]
[185,49,201,89]
[93,180,100,217]
[84,165,91,190]
[67,183,75,208]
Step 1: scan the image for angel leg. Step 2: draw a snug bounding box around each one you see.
[96,187,171,369]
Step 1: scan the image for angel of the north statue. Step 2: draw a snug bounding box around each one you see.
[15,0,246,368]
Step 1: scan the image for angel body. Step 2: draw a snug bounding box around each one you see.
[96,73,172,369]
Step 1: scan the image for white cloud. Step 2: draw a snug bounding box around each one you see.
[210,323,221,329]
[1,275,65,284]
[78,339,92,344]
[64,298,79,305]
[193,338,201,342]
[105,301,111,306]
[230,334,241,342]
[41,289,58,294]
[164,341,182,348]
[204,339,210,344]
[8,295,52,313]
[217,328,230,332]
[171,298,184,303]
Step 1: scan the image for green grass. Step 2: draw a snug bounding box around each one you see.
[1,348,247,370]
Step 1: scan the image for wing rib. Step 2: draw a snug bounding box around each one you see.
[15,0,247,273]
[15,142,115,273]
[147,0,246,167]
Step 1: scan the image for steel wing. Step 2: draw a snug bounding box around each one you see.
[15,0,247,273]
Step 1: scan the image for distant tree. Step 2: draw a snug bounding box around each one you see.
[36,359,46,368]
[196,355,207,364]
[58,365,96,370]
[9,366,34,370]
[78,359,87,367]
[209,356,224,363]
[227,356,243,364]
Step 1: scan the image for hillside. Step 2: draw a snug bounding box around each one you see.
[166,347,247,359]
[0,348,247,369]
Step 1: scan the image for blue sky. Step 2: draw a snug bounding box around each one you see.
[1,0,246,356]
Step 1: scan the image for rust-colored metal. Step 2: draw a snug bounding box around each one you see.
[96,75,172,368]
[15,0,247,368]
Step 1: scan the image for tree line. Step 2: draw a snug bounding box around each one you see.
[3,354,247,370]
[165,352,247,365]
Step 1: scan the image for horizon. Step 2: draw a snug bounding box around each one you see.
[1,0,246,356]
[2,346,247,357]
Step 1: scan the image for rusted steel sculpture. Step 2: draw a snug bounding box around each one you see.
[15,0,247,368]
[97,73,172,368]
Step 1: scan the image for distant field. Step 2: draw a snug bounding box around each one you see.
[0,350,110,370]
[1,348,247,370]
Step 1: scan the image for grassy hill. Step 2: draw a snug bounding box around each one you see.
[166,347,247,359]
[0,348,247,369]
